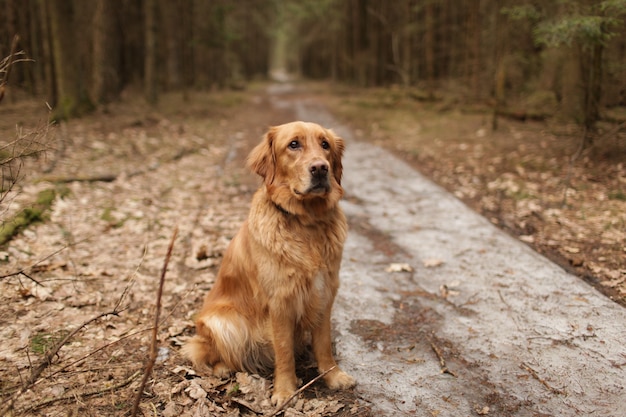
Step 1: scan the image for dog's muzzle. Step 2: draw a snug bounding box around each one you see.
[308,160,330,193]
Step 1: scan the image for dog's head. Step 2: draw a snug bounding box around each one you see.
[247,121,345,216]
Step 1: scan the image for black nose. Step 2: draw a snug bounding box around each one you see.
[310,161,329,178]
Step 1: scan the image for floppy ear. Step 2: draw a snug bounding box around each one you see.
[331,133,345,185]
[246,127,276,185]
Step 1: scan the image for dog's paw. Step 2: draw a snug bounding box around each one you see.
[211,362,233,378]
[271,388,297,406]
[324,369,356,390]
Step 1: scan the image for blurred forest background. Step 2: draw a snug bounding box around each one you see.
[2,0,626,141]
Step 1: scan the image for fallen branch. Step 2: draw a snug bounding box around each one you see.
[0,236,91,284]
[0,306,127,415]
[519,362,566,395]
[429,340,457,377]
[36,146,200,185]
[35,173,118,184]
[27,249,147,385]
[269,365,337,417]
[0,249,134,415]
[20,370,141,414]
[28,310,126,385]
[130,226,178,417]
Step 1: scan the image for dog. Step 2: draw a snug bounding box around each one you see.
[183,121,356,405]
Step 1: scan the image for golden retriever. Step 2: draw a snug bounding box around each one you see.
[183,121,355,404]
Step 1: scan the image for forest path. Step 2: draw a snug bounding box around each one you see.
[268,84,626,416]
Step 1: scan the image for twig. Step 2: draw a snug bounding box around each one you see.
[130,226,178,417]
[429,340,457,377]
[28,310,126,384]
[0,34,20,104]
[25,258,145,387]
[35,173,118,184]
[268,365,337,417]
[4,251,182,395]
[20,370,141,413]
[0,252,132,414]
[0,306,127,415]
[0,237,92,283]
[519,362,566,395]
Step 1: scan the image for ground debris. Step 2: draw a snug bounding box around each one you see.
[0,90,367,416]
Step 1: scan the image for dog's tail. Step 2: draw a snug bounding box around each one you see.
[181,334,217,370]
[183,311,273,374]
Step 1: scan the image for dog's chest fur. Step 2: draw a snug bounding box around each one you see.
[247,189,347,322]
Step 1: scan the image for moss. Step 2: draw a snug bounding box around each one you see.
[608,190,626,201]
[0,186,67,246]
[51,95,95,122]
[100,207,126,228]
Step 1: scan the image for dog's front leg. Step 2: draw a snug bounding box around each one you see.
[269,307,298,405]
[312,302,356,390]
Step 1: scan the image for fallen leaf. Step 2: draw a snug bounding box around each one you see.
[519,235,535,243]
[439,284,460,299]
[185,381,208,400]
[564,246,580,254]
[386,263,413,272]
[423,258,444,268]
[475,405,490,415]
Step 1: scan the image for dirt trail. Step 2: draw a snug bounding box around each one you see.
[1,83,625,416]
[271,86,626,416]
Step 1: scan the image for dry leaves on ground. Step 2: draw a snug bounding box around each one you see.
[0,90,367,416]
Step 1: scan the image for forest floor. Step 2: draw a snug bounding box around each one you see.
[0,81,624,416]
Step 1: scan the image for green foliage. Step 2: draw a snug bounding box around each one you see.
[227,383,240,396]
[608,190,626,201]
[534,15,617,47]
[503,1,626,48]
[501,4,542,22]
[600,0,626,14]
[30,330,69,355]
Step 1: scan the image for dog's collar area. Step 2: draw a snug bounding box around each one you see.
[273,202,292,216]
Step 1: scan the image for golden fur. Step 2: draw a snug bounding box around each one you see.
[183,121,355,404]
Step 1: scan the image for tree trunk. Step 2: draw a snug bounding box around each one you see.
[560,46,584,124]
[582,43,603,135]
[92,0,121,104]
[161,0,182,90]
[424,0,435,84]
[5,0,18,103]
[36,0,56,105]
[144,0,158,105]
[48,0,93,119]
[468,0,481,97]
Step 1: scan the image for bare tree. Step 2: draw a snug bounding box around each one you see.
[144,0,158,105]
[92,0,121,104]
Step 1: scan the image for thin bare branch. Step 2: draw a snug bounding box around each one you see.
[0,35,20,104]
[269,365,337,417]
[20,371,141,414]
[0,305,127,415]
[131,226,178,417]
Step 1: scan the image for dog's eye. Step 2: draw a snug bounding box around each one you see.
[288,140,300,150]
[321,140,330,150]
